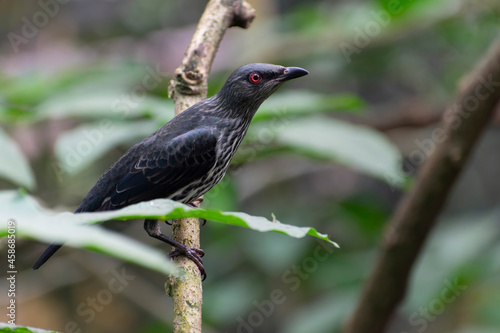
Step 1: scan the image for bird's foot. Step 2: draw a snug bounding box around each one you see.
[169,245,206,280]
[144,219,207,280]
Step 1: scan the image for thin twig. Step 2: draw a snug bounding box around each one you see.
[165,1,255,332]
[344,36,500,333]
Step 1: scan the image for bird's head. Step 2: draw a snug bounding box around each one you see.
[215,63,308,117]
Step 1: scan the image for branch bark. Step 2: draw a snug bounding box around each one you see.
[165,1,255,333]
[338,101,442,132]
[344,36,500,333]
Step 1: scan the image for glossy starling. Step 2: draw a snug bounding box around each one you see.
[33,63,308,279]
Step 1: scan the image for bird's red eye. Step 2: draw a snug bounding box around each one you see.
[249,73,261,83]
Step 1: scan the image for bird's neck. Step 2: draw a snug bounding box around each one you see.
[210,93,263,122]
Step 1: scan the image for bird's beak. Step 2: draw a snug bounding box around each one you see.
[277,67,309,81]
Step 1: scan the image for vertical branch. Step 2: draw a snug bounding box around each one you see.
[165,1,255,332]
[344,37,500,333]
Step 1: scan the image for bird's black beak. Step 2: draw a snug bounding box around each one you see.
[277,67,309,81]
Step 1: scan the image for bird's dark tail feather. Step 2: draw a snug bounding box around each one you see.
[32,244,63,269]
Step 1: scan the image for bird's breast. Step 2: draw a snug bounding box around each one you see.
[169,120,249,204]
[202,121,248,188]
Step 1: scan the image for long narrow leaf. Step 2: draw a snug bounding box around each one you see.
[0,191,179,276]
[254,91,365,122]
[0,128,36,190]
[1,191,337,255]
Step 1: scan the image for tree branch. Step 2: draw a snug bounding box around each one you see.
[165,1,255,333]
[338,101,442,132]
[168,0,255,115]
[344,36,500,333]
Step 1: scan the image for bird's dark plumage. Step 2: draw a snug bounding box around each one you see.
[33,63,308,278]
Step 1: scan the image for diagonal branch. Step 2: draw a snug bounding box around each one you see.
[344,36,500,333]
[168,0,255,115]
[165,1,255,333]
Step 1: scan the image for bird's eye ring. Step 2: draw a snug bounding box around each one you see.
[249,73,261,84]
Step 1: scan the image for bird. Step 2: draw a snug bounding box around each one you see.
[33,63,308,280]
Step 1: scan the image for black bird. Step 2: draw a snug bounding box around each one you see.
[33,63,308,279]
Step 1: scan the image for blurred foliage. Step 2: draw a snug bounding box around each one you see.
[0,324,59,333]
[1,0,500,333]
[0,128,35,190]
[0,61,402,187]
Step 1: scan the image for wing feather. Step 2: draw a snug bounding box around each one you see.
[107,127,218,208]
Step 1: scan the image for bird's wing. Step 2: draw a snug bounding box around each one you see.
[105,127,218,209]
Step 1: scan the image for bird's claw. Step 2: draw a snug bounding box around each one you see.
[169,245,206,280]
[170,246,205,258]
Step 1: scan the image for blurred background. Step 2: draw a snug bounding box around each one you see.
[1,0,500,332]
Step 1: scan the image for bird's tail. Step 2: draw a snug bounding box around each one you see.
[32,244,63,269]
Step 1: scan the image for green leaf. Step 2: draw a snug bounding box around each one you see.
[0,62,146,108]
[54,120,157,176]
[0,191,179,276]
[0,72,69,108]
[0,323,60,333]
[254,91,365,122]
[274,116,405,187]
[378,0,448,20]
[35,91,171,120]
[63,200,337,246]
[0,128,36,190]
[0,190,337,269]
